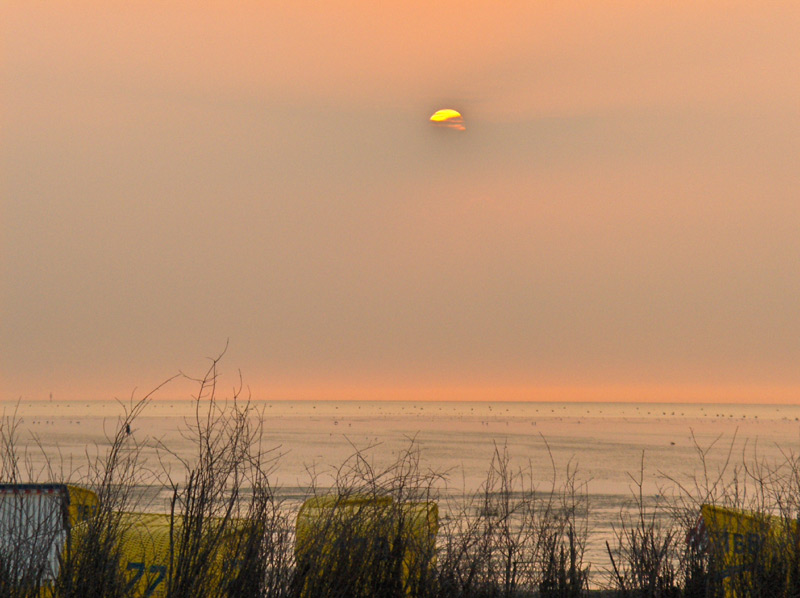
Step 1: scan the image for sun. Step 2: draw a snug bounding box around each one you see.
[429,108,465,131]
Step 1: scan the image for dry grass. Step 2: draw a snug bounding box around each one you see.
[4,359,800,597]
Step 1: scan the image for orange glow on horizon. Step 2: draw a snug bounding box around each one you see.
[37,380,800,404]
[239,383,800,404]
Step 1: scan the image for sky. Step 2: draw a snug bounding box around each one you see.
[2,2,799,403]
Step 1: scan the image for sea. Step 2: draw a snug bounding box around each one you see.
[4,399,800,582]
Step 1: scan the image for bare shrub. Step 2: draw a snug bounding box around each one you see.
[605,454,682,598]
[157,352,290,598]
[58,383,172,598]
[0,352,294,598]
[0,403,59,598]
[435,442,588,598]
[293,440,440,598]
[660,432,800,598]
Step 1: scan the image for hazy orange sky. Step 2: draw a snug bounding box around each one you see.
[3,2,799,402]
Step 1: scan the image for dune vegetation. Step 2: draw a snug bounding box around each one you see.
[2,357,800,597]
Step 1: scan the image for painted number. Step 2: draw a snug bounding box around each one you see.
[126,562,167,597]
[125,562,144,590]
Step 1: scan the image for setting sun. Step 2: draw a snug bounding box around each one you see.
[429,108,465,130]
